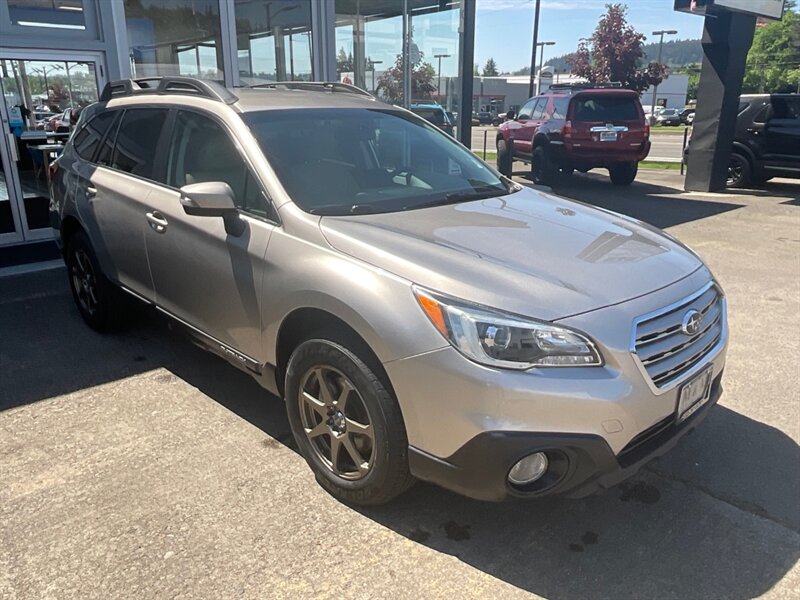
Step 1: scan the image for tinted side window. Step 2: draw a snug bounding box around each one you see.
[530,100,546,120]
[167,110,269,217]
[72,111,117,161]
[772,98,800,120]
[95,112,122,167]
[518,99,538,120]
[111,108,168,179]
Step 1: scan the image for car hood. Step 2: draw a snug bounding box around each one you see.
[319,187,703,320]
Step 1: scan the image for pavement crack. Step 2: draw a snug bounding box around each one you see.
[646,465,800,535]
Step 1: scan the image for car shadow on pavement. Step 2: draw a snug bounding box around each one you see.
[3,269,798,600]
[513,171,747,230]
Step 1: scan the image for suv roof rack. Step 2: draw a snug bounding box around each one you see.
[246,81,374,99]
[99,77,239,104]
[547,82,625,93]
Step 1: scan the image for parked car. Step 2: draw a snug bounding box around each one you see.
[471,112,480,126]
[53,77,727,506]
[491,112,507,126]
[687,94,800,188]
[409,103,455,136]
[496,84,651,185]
[45,107,82,133]
[655,108,682,126]
[679,108,695,125]
[477,111,493,125]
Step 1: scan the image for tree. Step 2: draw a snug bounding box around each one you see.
[376,43,436,103]
[567,3,667,93]
[336,47,354,73]
[482,58,499,76]
[742,3,800,93]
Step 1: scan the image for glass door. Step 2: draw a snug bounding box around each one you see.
[0,53,104,246]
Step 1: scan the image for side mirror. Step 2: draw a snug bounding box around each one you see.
[180,181,244,236]
[506,110,516,121]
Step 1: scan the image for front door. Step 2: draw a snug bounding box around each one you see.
[144,109,275,361]
[0,53,104,247]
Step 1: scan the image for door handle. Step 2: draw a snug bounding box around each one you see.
[146,211,168,233]
[86,186,97,199]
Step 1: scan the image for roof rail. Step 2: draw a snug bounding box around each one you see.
[547,82,625,92]
[99,77,239,104]
[246,81,374,99]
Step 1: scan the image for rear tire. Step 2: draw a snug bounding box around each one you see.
[285,335,413,506]
[532,145,559,185]
[609,161,638,186]
[65,231,128,332]
[496,138,513,177]
[727,153,752,188]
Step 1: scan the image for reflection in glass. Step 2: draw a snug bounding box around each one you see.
[235,0,313,83]
[8,0,86,30]
[334,1,461,120]
[124,0,224,81]
[1,58,99,230]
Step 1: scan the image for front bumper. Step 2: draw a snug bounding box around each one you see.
[408,371,722,501]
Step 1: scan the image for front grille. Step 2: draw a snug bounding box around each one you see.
[633,284,724,389]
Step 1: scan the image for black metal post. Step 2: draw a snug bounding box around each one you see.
[457,0,476,148]
[528,0,541,99]
[685,10,756,192]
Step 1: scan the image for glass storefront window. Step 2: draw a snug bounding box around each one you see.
[124,0,224,81]
[334,0,461,120]
[234,0,313,84]
[8,0,86,30]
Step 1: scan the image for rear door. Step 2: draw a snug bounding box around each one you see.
[85,107,169,299]
[569,93,646,153]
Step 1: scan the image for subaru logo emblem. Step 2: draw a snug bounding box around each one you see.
[681,309,702,336]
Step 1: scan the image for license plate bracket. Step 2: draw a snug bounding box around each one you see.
[676,366,714,423]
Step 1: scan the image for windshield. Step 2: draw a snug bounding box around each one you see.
[244,108,514,215]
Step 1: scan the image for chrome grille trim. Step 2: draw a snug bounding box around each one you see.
[630,281,727,394]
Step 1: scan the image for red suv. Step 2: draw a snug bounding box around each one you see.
[496,85,651,186]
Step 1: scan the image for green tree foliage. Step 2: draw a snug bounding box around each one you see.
[568,3,667,93]
[482,58,499,76]
[742,5,800,93]
[377,44,436,103]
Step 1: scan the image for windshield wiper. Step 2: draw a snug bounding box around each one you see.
[402,188,507,211]
[308,203,378,216]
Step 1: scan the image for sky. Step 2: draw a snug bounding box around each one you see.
[475,0,708,74]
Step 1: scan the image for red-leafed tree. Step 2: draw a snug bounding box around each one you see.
[568,3,667,93]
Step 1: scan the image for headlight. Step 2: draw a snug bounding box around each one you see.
[414,287,602,369]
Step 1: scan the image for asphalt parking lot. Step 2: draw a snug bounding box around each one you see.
[1,170,798,599]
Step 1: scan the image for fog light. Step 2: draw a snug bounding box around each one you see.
[508,452,549,486]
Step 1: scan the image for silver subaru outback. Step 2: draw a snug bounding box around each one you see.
[51,78,727,505]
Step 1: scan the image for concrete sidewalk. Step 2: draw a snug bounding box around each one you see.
[2,171,799,599]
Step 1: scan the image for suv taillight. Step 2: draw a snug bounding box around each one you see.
[645,123,650,138]
[564,120,573,139]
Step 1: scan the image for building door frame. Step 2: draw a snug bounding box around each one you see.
[0,49,106,247]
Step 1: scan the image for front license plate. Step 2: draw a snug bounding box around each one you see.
[600,131,617,142]
[677,366,714,423]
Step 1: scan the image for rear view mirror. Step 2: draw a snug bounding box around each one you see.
[180,181,244,235]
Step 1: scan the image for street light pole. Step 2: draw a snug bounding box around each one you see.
[528,0,541,99]
[370,60,383,92]
[434,53,451,102]
[536,41,555,94]
[650,30,677,120]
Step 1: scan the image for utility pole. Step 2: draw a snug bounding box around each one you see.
[528,0,541,99]
[650,30,677,119]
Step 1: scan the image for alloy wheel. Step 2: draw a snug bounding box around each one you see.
[71,248,99,316]
[298,366,375,480]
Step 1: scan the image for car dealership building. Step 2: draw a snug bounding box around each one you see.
[0,0,474,249]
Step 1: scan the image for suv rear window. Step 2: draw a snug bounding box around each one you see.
[411,108,447,126]
[573,96,640,121]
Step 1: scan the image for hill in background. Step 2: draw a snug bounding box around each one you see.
[506,38,702,75]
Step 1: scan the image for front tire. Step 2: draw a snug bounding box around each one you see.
[285,336,413,506]
[609,161,638,186]
[65,231,127,332]
[496,138,513,177]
